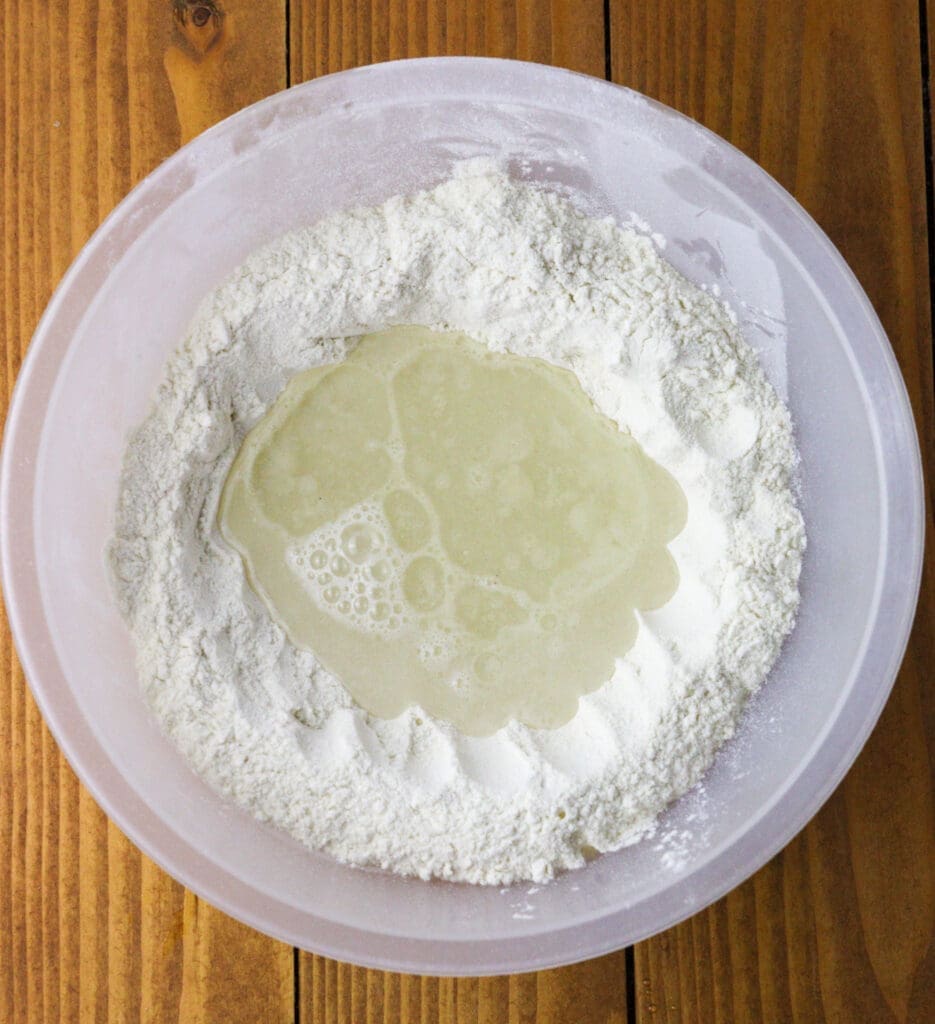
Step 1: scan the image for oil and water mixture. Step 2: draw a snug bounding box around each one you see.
[220,326,686,735]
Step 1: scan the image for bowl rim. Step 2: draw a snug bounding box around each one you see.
[0,56,925,975]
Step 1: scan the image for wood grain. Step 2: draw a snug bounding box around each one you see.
[0,3,293,1022]
[610,1,935,1020]
[289,0,606,78]
[295,954,629,1024]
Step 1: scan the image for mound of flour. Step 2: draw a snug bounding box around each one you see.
[109,164,805,885]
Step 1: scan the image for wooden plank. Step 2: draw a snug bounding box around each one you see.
[289,0,605,77]
[0,2,293,1022]
[609,1,935,1020]
[295,957,629,1024]
[290,2,628,1021]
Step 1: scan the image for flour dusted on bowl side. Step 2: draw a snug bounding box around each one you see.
[108,164,805,885]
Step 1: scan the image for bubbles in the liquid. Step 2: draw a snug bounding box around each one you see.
[417,628,458,668]
[373,601,390,620]
[342,522,383,563]
[287,502,411,636]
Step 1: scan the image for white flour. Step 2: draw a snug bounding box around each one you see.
[109,165,805,885]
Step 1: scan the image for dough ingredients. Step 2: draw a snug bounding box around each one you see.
[219,324,686,737]
[109,164,805,885]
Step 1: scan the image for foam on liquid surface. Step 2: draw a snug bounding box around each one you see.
[219,327,686,735]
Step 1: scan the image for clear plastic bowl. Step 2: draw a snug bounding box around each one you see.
[1,58,924,975]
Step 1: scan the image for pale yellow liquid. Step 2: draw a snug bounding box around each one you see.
[219,326,687,736]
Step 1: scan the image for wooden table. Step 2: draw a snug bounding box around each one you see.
[2,2,933,1020]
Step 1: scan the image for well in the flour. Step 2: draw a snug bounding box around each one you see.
[110,166,804,884]
[220,325,687,736]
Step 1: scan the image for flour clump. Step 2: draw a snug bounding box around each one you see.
[109,165,805,885]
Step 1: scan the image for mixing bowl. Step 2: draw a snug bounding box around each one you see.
[0,58,924,974]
